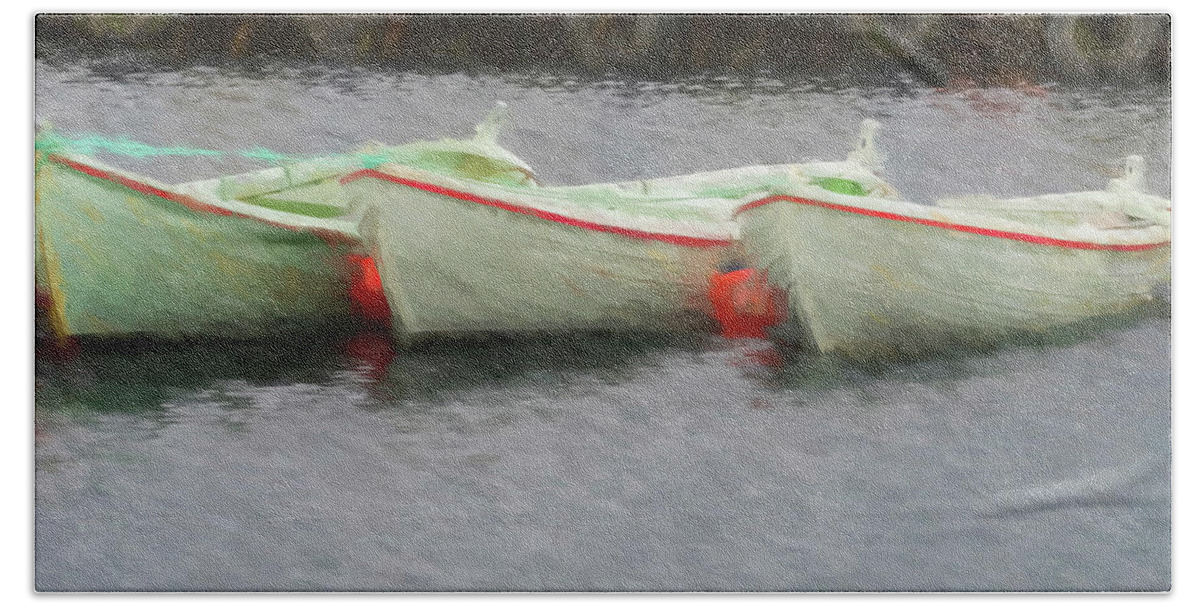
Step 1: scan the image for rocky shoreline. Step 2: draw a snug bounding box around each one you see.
[36,14,1170,86]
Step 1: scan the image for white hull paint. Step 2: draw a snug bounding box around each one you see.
[739,189,1171,360]
[346,166,754,338]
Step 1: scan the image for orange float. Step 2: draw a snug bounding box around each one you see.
[707,267,785,339]
[346,254,392,327]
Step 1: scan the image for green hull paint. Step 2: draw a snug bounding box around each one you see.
[35,155,360,339]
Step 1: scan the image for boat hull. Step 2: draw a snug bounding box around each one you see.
[739,195,1171,360]
[35,154,360,339]
[345,169,741,338]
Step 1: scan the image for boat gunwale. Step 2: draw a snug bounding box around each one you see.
[341,167,735,249]
[44,153,360,247]
[735,194,1170,252]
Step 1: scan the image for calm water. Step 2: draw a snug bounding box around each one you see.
[34,59,1171,592]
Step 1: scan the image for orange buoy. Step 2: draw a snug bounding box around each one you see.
[707,267,786,339]
[346,254,392,327]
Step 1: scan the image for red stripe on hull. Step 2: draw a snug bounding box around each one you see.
[735,195,1169,252]
[48,154,359,246]
[341,169,733,249]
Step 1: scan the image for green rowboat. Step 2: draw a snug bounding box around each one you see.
[35,150,364,339]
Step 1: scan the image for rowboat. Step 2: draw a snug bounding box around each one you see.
[341,169,737,338]
[34,104,538,340]
[34,150,365,340]
[735,131,1172,360]
[340,120,889,340]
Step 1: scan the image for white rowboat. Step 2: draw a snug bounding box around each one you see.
[736,130,1171,360]
[342,164,750,338]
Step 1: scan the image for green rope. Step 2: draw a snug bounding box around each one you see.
[35,132,225,159]
[240,146,300,163]
[355,152,393,169]
[34,131,384,167]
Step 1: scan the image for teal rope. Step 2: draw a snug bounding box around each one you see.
[35,131,392,168]
[35,132,224,159]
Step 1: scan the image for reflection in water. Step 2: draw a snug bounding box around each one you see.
[352,331,713,405]
[37,327,351,409]
[37,297,1166,419]
[36,325,735,424]
[768,297,1169,396]
[339,331,395,382]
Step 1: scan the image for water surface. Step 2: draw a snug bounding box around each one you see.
[34,59,1171,592]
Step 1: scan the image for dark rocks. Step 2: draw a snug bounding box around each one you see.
[34,13,1170,86]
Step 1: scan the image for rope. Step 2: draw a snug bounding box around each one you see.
[34,131,391,168]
